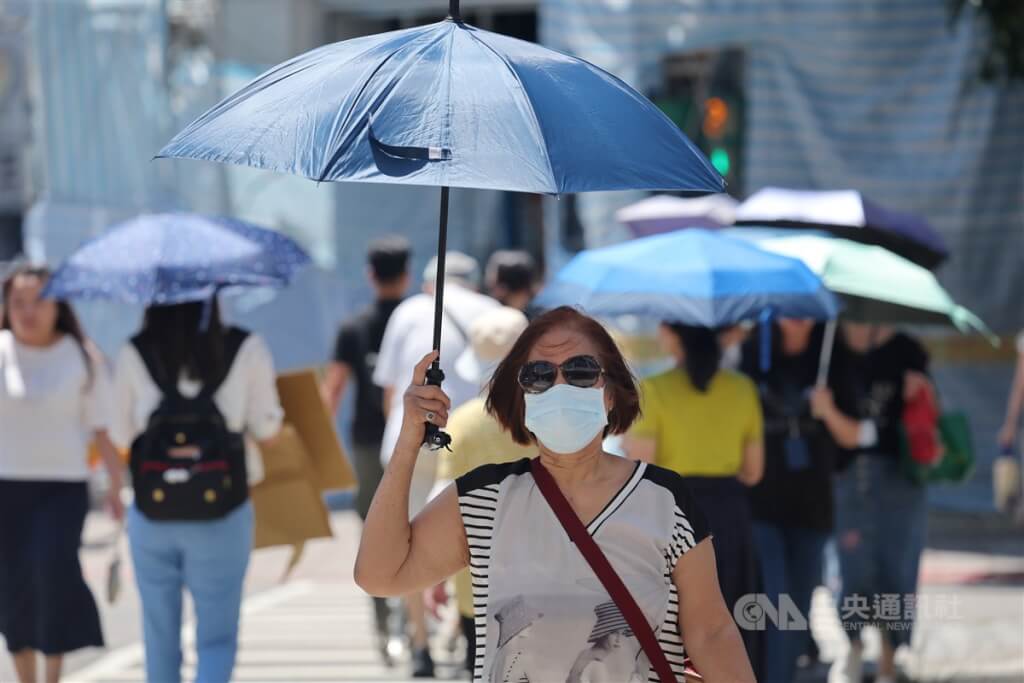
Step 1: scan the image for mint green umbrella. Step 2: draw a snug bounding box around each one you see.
[733,231,993,339]
[731,230,996,383]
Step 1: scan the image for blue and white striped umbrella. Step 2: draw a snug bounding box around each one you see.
[44,213,311,305]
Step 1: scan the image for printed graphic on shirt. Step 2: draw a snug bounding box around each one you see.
[456,459,708,683]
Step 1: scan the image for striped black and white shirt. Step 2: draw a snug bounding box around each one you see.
[456,458,710,683]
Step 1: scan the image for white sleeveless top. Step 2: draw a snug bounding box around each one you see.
[456,459,710,683]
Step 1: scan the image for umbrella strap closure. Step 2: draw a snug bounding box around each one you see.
[368,123,451,162]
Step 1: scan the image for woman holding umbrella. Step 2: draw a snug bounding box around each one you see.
[44,213,306,683]
[110,300,283,683]
[0,264,123,683]
[739,319,861,683]
[355,307,756,682]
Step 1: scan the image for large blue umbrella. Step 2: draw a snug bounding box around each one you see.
[534,229,839,327]
[44,213,311,305]
[158,10,720,196]
[158,1,722,447]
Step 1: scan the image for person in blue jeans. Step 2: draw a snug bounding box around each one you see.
[741,320,862,683]
[828,324,932,683]
[112,301,283,683]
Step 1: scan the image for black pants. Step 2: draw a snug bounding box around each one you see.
[461,615,476,673]
[681,476,763,680]
[0,480,104,655]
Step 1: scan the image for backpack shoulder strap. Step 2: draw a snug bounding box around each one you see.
[198,327,250,399]
[131,334,180,398]
[529,458,679,683]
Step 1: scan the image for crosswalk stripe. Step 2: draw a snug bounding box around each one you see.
[66,580,425,683]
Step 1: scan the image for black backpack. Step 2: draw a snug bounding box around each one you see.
[129,328,250,521]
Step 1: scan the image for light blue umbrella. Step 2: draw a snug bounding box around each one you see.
[534,229,838,327]
[44,213,310,305]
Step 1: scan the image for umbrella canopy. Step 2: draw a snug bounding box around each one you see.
[44,213,311,305]
[615,193,738,237]
[157,1,722,448]
[158,16,722,196]
[734,187,949,269]
[732,230,992,339]
[534,229,838,327]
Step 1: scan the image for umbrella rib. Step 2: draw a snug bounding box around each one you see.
[464,29,556,190]
[317,27,448,182]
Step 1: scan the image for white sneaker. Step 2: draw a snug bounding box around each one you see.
[829,647,864,683]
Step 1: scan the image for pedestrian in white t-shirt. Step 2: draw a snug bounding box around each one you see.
[374,252,499,509]
[371,251,498,678]
[0,265,124,683]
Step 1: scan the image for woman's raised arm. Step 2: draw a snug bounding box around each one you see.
[354,352,469,596]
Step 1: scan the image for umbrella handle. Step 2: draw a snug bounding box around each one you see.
[424,365,452,450]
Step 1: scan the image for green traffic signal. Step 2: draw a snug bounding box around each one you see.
[711,147,731,176]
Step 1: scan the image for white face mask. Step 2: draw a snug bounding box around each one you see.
[524,384,608,455]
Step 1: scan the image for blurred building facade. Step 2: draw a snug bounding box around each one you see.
[11,1,1023,510]
[541,0,1024,512]
[17,0,546,370]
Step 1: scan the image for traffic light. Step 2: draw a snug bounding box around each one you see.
[702,97,729,138]
[710,147,731,177]
[656,50,745,192]
[702,96,733,178]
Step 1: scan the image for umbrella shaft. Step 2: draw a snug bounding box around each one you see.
[432,186,451,362]
[817,320,837,387]
[449,0,460,20]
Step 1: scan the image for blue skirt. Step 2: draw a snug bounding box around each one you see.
[834,454,927,646]
[0,480,105,655]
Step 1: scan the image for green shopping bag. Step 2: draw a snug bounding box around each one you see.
[900,412,975,485]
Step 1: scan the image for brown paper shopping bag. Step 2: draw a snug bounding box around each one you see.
[251,425,332,550]
[276,369,356,491]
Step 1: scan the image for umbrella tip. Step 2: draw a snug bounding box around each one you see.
[448,0,461,21]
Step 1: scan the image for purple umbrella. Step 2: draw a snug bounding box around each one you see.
[734,187,949,269]
[615,193,738,237]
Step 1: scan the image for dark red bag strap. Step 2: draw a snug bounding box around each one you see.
[530,458,677,683]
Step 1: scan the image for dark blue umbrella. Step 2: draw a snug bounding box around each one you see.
[534,229,838,327]
[158,0,722,447]
[44,213,311,305]
[158,10,721,196]
[733,187,949,269]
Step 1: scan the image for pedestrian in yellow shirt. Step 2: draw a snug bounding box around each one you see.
[437,306,535,675]
[625,322,764,676]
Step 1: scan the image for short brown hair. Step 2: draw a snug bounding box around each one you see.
[485,306,640,445]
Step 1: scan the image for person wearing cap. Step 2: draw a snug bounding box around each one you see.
[372,250,498,677]
[436,306,535,674]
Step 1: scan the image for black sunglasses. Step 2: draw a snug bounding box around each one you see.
[518,355,604,394]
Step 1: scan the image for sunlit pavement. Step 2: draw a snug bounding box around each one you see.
[0,511,1020,682]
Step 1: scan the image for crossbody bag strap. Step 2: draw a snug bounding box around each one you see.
[529,458,678,683]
